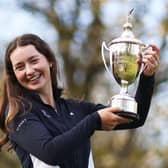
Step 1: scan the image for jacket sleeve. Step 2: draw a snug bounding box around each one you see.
[9,111,101,165]
[114,73,155,130]
[74,73,154,130]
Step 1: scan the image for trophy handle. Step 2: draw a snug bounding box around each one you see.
[101,41,113,78]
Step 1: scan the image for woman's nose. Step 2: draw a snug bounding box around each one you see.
[25,64,35,76]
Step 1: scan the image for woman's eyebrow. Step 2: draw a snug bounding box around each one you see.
[27,55,39,61]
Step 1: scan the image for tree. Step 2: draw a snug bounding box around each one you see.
[1,0,168,167]
[19,0,106,99]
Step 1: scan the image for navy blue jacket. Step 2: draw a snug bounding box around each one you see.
[9,74,154,168]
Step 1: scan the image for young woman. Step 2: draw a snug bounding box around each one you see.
[0,34,159,168]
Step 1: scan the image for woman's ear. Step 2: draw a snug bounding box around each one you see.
[49,63,53,68]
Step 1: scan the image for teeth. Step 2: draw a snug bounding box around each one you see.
[30,74,40,81]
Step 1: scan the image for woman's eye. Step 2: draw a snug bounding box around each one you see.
[15,65,24,71]
[31,59,38,64]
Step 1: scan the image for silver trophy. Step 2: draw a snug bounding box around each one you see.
[101,9,147,121]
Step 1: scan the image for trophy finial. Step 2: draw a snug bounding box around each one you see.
[128,8,134,17]
[121,8,135,38]
[123,8,134,31]
[109,8,144,45]
[127,8,134,24]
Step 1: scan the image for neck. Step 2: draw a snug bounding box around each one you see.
[38,86,56,109]
[40,93,56,108]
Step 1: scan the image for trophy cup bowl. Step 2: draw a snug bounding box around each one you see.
[110,42,143,120]
[111,43,141,86]
[101,9,146,121]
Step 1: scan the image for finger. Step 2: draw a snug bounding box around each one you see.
[144,64,156,73]
[117,117,129,124]
[149,44,160,54]
[103,121,119,130]
[143,62,157,75]
[104,107,121,113]
[112,113,129,123]
[153,53,160,64]
[146,51,160,64]
[143,55,158,66]
[143,54,159,67]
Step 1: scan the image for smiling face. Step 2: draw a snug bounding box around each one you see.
[10,44,52,94]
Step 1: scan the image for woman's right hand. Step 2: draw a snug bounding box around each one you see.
[97,107,129,130]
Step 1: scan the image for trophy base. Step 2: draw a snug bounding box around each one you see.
[110,94,139,121]
[114,111,138,121]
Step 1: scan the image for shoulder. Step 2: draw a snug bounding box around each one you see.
[9,105,39,132]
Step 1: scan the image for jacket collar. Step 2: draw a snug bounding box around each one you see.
[22,86,63,103]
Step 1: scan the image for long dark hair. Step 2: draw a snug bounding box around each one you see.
[0,33,59,149]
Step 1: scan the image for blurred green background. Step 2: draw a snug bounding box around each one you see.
[0,0,168,168]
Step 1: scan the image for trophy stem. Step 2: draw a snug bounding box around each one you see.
[120,80,128,94]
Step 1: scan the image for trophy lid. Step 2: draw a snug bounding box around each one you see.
[109,9,145,46]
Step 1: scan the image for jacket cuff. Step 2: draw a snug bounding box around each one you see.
[91,112,102,131]
[139,73,155,87]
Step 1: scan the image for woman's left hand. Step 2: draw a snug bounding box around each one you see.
[142,44,160,76]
